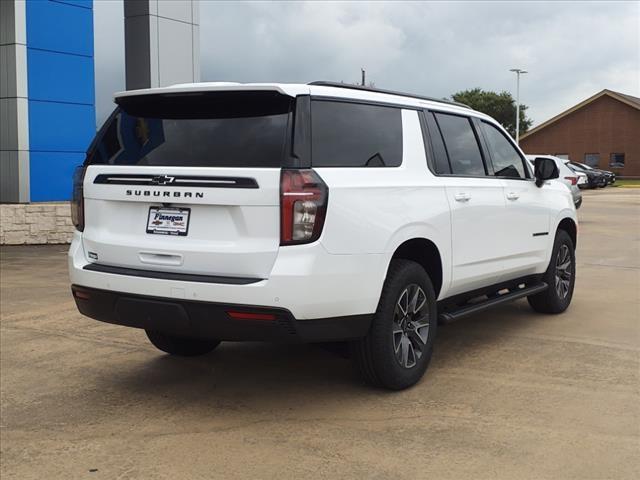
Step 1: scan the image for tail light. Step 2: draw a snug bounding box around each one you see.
[227,311,276,321]
[71,166,86,231]
[280,169,328,245]
[564,176,578,186]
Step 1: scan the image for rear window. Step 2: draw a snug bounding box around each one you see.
[87,91,293,168]
[311,100,402,167]
[433,112,486,176]
[424,112,451,174]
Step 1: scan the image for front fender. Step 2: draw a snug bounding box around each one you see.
[543,209,578,265]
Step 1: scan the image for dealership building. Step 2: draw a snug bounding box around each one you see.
[519,89,640,178]
[1,0,198,243]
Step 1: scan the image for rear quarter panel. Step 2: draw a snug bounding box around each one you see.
[315,109,452,299]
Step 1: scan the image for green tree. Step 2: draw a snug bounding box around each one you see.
[450,88,533,138]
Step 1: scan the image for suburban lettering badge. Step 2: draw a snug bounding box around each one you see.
[125,190,204,198]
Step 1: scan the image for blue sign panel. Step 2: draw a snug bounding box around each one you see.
[26,0,95,202]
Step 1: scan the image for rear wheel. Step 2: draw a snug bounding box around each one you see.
[352,260,437,390]
[145,330,220,356]
[528,229,575,314]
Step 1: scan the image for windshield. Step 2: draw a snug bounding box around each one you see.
[87,91,293,168]
[574,162,593,170]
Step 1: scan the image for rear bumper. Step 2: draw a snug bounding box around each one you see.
[68,232,386,321]
[72,285,372,342]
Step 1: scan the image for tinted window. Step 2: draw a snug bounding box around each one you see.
[481,121,527,178]
[434,113,485,176]
[568,162,588,172]
[425,112,451,174]
[87,91,292,167]
[311,101,402,167]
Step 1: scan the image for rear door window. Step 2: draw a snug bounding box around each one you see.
[87,91,293,168]
[433,112,486,176]
[424,112,451,174]
[481,121,528,179]
[311,100,402,167]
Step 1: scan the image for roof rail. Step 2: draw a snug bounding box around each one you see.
[308,81,470,109]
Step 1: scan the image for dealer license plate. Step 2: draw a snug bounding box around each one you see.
[146,207,190,236]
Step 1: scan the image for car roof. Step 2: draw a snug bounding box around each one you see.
[525,154,562,162]
[114,81,490,120]
[307,81,469,109]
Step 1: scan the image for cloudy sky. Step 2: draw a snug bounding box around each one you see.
[94,0,640,126]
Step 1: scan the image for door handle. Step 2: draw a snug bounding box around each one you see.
[139,252,183,266]
[506,192,520,201]
[454,192,471,202]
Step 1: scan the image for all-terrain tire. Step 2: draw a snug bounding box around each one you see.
[351,259,438,390]
[145,330,220,356]
[527,229,575,314]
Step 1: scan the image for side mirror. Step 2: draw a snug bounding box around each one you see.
[534,157,559,187]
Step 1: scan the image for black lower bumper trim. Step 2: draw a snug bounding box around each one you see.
[83,263,262,285]
[71,285,372,343]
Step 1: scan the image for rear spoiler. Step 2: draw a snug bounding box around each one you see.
[114,83,310,101]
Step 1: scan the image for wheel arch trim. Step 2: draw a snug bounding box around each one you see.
[382,226,448,300]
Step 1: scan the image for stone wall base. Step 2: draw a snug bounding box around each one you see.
[1,202,75,245]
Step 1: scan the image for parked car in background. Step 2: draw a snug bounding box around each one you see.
[526,155,582,209]
[566,161,607,188]
[573,170,588,188]
[569,161,616,185]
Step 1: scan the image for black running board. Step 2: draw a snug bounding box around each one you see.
[438,282,548,323]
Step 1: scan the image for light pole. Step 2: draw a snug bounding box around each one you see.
[510,68,527,143]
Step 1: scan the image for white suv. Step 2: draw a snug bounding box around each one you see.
[69,82,577,390]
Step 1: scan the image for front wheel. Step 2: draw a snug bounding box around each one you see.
[145,330,220,356]
[351,260,437,390]
[528,230,575,314]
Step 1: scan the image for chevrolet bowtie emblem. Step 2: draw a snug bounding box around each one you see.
[151,175,175,185]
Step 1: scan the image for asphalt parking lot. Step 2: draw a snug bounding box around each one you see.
[1,188,639,479]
